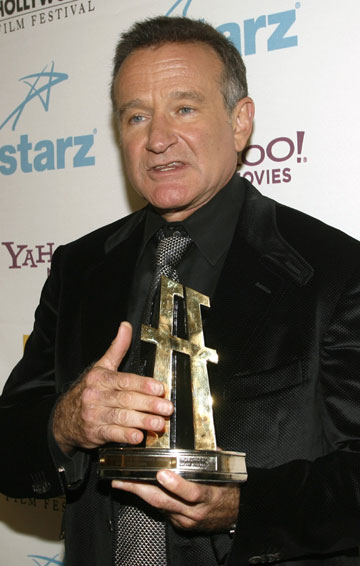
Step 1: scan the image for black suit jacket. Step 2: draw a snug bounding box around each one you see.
[1,177,360,566]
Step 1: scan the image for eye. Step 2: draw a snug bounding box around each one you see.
[178,106,194,115]
[129,114,145,124]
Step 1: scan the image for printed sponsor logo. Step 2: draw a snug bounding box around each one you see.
[0,61,68,132]
[166,0,300,54]
[1,241,55,274]
[0,62,96,174]
[0,0,95,34]
[0,132,96,174]
[28,556,63,566]
[238,131,307,186]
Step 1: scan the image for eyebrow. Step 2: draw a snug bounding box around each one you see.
[117,98,143,119]
[169,90,206,103]
[117,90,206,119]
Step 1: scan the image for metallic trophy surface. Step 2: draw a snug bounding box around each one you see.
[98,276,246,482]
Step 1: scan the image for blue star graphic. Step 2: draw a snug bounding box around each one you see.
[0,62,68,131]
[166,0,193,16]
[27,553,63,566]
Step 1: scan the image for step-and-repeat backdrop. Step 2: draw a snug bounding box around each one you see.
[1,0,359,563]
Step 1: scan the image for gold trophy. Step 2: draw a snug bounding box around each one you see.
[98,276,246,482]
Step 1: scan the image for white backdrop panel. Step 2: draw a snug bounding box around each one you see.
[0,1,359,563]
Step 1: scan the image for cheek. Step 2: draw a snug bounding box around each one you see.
[195,138,227,171]
[189,122,232,158]
[122,141,144,176]
[211,126,237,160]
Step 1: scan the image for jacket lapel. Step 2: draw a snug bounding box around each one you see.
[205,178,314,377]
[80,217,145,367]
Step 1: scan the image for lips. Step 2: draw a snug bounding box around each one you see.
[149,161,184,172]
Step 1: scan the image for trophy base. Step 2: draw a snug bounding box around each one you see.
[98,447,247,483]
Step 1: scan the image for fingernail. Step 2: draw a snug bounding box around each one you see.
[157,470,174,486]
[132,431,142,443]
[151,381,163,395]
[112,480,125,489]
[150,417,163,430]
[158,401,173,415]
[119,321,131,337]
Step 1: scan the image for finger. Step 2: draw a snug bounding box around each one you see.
[96,321,132,371]
[111,478,201,521]
[92,387,173,415]
[156,470,207,504]
[168,513,199,531]
[112,480,160,497]
[111,480,184,513]
[97,406,168,433]
[90,424,144,445]
[96,371,166,397]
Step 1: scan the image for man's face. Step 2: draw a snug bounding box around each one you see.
[114,42,252,221]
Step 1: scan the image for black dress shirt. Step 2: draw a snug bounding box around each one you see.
[126,171,245,338]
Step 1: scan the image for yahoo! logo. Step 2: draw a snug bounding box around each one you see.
[0,61,68,131]
[240,132,306,167]
[2,241,54,275]
[238,132,307,187]
[166,0,299,54]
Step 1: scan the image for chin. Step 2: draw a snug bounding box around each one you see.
[149,185,190,211]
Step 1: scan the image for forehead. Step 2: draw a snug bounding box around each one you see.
[114,42,224,104]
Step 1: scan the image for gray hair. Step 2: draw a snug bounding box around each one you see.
[111,16,248,115]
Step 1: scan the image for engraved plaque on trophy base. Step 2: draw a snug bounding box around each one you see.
[98,276,247,484]
[99,447,247,482]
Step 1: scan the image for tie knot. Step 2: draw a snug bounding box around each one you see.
[141,227,192,326]
[156,228,192,272]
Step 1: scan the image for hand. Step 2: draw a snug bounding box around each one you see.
[53,321,173,455]
[112,470,240,532]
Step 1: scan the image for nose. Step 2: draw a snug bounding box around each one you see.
[146,114,177,154]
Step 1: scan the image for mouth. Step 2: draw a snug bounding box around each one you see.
[148,161,184,172]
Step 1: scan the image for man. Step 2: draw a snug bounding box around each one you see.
[1,15,360,566]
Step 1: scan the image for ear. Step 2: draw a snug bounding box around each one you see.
[231,97,255,152]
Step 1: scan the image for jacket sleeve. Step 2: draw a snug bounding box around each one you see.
[230,263,360,565]
[0,246,89,498]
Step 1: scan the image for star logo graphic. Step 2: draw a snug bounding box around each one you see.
[166,0,192,16]
[27,554,63,566]
[0,62,68,131]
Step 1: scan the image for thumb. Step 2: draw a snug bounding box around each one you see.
[97,321,133,371]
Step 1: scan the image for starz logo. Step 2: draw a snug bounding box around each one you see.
[0,62,96,175]
[0,61,68,131]
[166,0,299,55]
